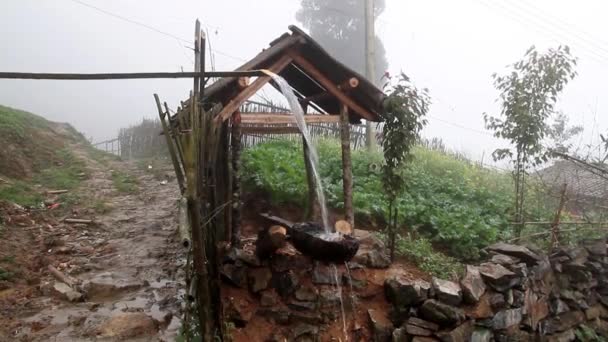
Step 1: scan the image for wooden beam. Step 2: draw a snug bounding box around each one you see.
[339,104,354,228]
[240,114,340,125]
[301,77,359,104]
[241,125,301,135]
[288,52,377,121]
[0,71,266,80]
[214,54,293,123]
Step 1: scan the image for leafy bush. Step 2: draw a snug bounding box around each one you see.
[242,139,517,260]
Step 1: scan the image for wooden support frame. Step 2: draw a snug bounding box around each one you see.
[288,51,377,121]
[240,114,340,125]
[301,77,359,105]
[214,54,293,123]
[339,104,354,228]
[241,125,301,135]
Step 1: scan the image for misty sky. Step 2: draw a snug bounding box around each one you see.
[1,0,607,166]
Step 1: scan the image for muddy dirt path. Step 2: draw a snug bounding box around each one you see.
[10,149,183,341]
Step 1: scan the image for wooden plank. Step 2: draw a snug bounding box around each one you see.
[240,114,340,125]
[301,77,359,104]
[242,126,301,135]
[0,71,265,80]
[214,54,293,123]
[288,51,377,121]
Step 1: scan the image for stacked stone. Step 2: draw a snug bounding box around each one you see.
[382,240,608,341]
[219,233,391,341]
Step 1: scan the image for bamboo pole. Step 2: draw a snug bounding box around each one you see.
[550,183,568,249]
[155,94,185,194]
[0,70,265,80]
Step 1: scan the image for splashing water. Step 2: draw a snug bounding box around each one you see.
[262,71,331,233]
[263,70,347,340]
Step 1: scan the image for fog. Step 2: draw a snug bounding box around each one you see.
[1,0,607,164]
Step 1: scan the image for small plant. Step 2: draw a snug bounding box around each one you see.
[0,267,14,281]
[111,170,139,193]
[91,199,113,214]
[575,324,606,341]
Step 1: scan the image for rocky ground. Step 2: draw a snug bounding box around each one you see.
[0,146,183,341]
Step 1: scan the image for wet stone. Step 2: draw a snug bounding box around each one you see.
[220,262,247,288]
[406,323,433,336]
[368,309,393,342]
[292,323,319,341]
[288,299,317,311]
[419,299,465,327]
[487,242,542,266]
[436,320,473,342]
[260,290,280,307]
[432,277,462,306]
[550,298,570,315]
[290,311,323,325]
[225,298,253,327]
[478,263,519,292]
[488,292,507,311]
[257,307,290,325]
[98,312,158,339]
[585,239,607,256]
[354,249,391,269]
[392,327,408,342]
[295,284,318,302]
[318,288,341,309]
[491,253,520,266]
[385,277,430,308]
[407,317,439,332]
[470,328,493,342]
[461,265,486,304]
[247,268,272,293]
[271,270,299,298]
[542,311,584,334]
[52,282,83,302]
[492,308,523,330]
[312,263,339,285]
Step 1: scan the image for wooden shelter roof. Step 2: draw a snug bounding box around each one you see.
[202,25,386,123]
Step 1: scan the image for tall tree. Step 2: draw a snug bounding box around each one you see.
[296,0,389,83]
[484,45,577,236]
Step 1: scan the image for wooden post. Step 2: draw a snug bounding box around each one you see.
[339,104,354,229]
[550,183,568,250]
[230,111,242,248]
[154,94,185,194]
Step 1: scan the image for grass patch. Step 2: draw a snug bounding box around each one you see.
[394,234,463,279]
[111,170,139,193]
[86,145,120,166]
[1,255,16,264]
[0,105,49,141]
[0,180,43,207]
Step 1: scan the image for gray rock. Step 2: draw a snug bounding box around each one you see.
[290,311,323,325]
[391,327,408,342]
[585,239,607,256]
[271,270,299,298]
[544,329,575,342]
[488,292,506,311]
[225,299,253,327]
[419,299,465,327]
[368,309,393,342]
[288,300,317,311]
[460,265,486,304]
[406,317,439,332]
[51,282,83,302]
[490,253,520,265]
[355,249,391,269]
[292,323,319,340]
[220,262,247,287]
[492,308,522,330]
[542,311,584,334]
[436,320,473,342]
[405,323,433,336]
[295,284,318,302]
[312,263,338,285]
[487,242,541,265]
[432,277,462,306]
[256,307,290,325]
[260,290,279,307]
[478,263,519,292]
[385,277,430,308]
[247,268,272,293]
[550,298,570,315]
[470,328,492,342]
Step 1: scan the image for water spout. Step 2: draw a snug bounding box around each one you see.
[261,70,331,233]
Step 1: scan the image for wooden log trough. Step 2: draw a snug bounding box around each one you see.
[258,214,359,263]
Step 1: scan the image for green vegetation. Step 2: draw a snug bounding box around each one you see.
[111,170,139,193]
[0,148,86,207]
[394,234,463,279]
[0,267,14,281]
[243,139,514,261]
[0,104,49,141]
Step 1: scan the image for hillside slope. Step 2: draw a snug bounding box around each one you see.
[0,105,85,180]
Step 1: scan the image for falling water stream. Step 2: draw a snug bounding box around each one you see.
[263,70,349,340]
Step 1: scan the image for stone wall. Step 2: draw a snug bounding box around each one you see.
[383,240,608,341]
